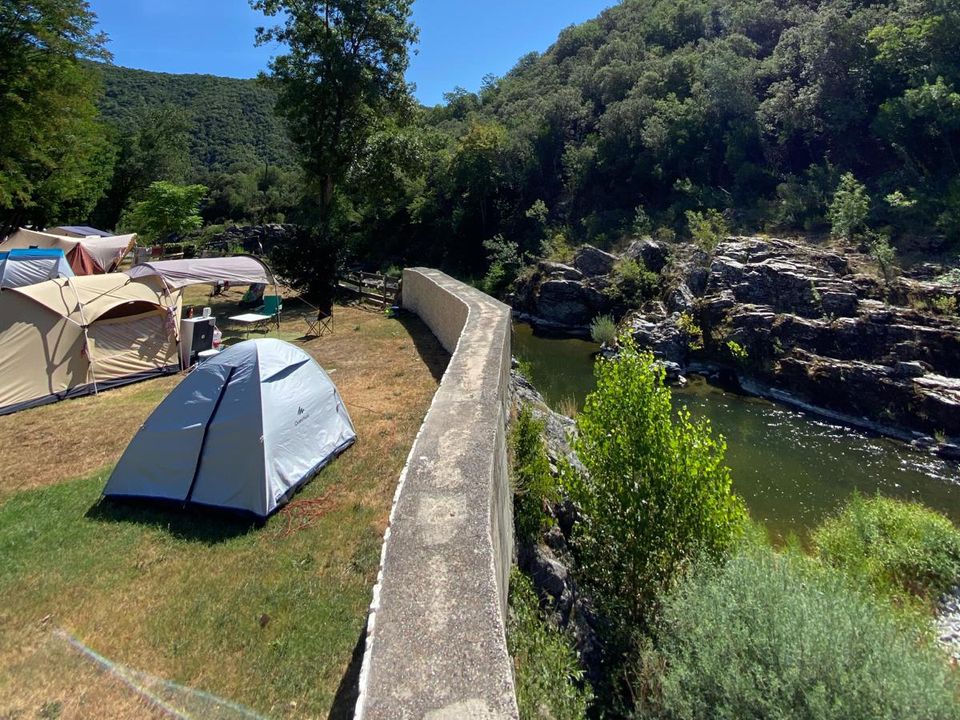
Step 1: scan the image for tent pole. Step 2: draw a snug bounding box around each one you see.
[66,275,99,396]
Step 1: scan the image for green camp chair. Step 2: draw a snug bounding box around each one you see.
[258,294,282,330]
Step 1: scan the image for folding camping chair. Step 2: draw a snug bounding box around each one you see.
[257,294,283,330]
[305,305,333,337]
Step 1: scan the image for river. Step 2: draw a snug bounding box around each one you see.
[513,322,960,541]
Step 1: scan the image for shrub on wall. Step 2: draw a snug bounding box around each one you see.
[511,405,558,541]
[507,570,591,719]
[813,494,960,607]
[563,338,746,632]
[637,546,959,720]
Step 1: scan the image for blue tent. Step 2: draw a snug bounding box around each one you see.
[50,225,112,238]
[104,339,356,518]
[0,248,74,290]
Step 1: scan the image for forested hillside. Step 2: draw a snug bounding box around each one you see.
[361,0,959,274]
[96,64,295,177]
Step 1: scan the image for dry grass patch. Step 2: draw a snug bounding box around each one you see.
[0,298,447,719]
[0,377,180,503]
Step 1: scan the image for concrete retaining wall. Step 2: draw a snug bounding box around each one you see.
[355,268,518,719]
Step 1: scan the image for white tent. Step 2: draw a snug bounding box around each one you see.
[0,249,74,289]
[103,339,356,518]
[0,228,136,274]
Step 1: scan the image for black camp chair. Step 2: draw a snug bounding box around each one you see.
[305,301,333,337]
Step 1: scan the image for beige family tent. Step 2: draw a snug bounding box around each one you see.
[0,228,136,275]
[0,273,181,415]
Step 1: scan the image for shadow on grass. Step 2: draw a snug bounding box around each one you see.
[327,621,367,719]
[395,310,449,383]
[86,497,260,545]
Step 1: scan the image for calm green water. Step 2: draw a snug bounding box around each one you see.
[513,322,960,540]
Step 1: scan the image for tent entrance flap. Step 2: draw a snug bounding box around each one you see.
[184,365,237,505]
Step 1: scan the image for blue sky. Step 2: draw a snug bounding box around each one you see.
[88,0,616,105]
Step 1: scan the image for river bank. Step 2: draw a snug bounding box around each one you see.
[511,236,960,457]
[513,321,960,540]
[510,351,960,716]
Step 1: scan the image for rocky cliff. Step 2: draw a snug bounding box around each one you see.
[513,237,960,452]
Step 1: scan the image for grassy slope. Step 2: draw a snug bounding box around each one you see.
[0,301,447,719]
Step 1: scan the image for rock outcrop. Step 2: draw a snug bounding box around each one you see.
[511,371,602,684]
[665,237,960,442]
[513,241,673,333]
[512,235,960,445]
[201,223,297,256]
[512,246,617,332]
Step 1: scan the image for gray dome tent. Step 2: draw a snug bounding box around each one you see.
[104,339,355,518]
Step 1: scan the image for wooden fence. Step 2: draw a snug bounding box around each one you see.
[339,271,401,310]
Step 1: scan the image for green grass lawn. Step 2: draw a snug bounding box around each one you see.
[0,303,447,719]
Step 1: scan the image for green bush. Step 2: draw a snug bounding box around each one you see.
[725,339,748,362]
[589,314,617,345]
[637,546,959,720]
[828,172,871,241]
[507,570,591,720]
[930,295,958,316]
[512,405,558,541]
[603,258,659,308]
[676,312,703,350]
[482,234,522,298]
[563,338,746,633]
[868,232,898,285]
[684,209,728,252]
[813,494,960,606]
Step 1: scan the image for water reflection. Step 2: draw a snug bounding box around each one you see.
[512,322,960,540]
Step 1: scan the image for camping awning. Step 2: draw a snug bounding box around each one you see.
[127,256,276,290]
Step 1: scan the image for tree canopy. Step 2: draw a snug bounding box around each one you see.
[346,0,960,275]
[0,0,112,236]
[252,0,419,218]
[119,180,207,243]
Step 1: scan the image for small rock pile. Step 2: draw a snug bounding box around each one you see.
[935,586,960,663]
[203,223,297,255]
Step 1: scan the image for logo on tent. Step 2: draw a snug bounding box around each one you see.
[295,406,311,427]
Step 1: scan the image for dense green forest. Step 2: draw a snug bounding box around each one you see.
[86,64,300,231]
[96,64,295,177]
[350,0,960,275]
[4,0,958,279]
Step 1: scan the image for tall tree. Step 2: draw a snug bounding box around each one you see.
[0,0,112,236]
[118,180,207,244]
[252,0,419,222]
